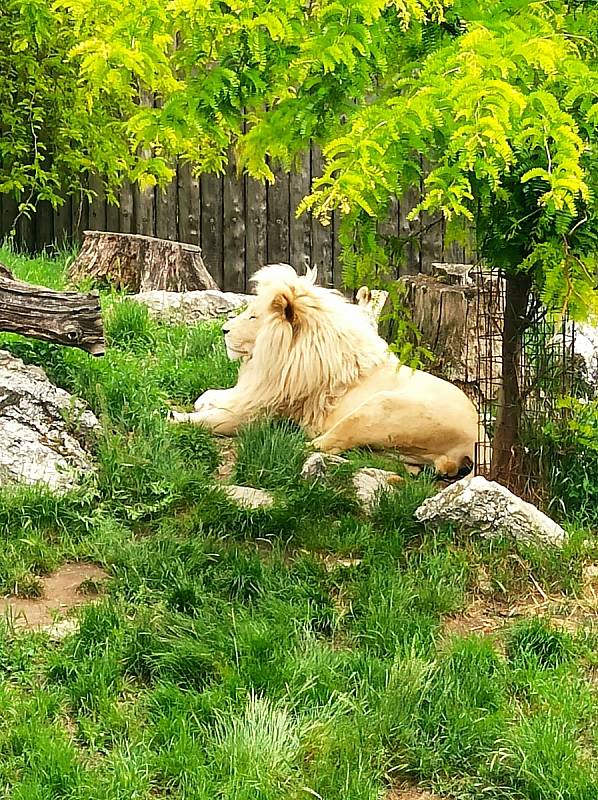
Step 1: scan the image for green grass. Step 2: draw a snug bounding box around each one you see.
[0,246,596,799]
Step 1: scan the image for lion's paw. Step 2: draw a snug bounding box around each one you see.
[310,435,342,454]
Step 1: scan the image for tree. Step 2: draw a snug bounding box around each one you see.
[18,0,598,479]
[0,0,170,228]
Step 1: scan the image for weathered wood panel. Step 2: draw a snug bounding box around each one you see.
[267,166,290,265]
[88,174,107,233]
[0,196,18,239]
[35,200,54,251]
[289,149,311,274]
[223,153,246,292]
[245,173,267,284]
[310,146,333,286]
[156,161,178,241]
[177,163,200,245]
[0,144,458,288]
[200,173,224,285]
[119,181,134,234]
[54,197,72,247]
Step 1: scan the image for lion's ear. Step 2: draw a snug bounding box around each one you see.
[272,289,297,326]
[356,286,371,306]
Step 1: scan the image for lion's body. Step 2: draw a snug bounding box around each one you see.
[170,264,478,476]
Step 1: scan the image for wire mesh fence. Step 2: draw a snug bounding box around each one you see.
[471,266,589,502]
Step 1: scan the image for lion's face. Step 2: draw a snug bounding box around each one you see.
[222,301,264,360]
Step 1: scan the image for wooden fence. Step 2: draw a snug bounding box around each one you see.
[0,147,467,291]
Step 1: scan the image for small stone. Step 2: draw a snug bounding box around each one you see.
[583,565,598,582]
[353,467,404,512]
[301,452,347,480]
[129,289,251,325]
[222,485,274,510]
[42,618,79,641]
[415,475,566,547]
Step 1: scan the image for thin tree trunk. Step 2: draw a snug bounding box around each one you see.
[491,271,533,483]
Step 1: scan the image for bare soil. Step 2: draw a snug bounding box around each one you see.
[443,566,598,640]
[0,563,107,630]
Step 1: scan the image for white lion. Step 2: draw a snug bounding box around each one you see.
[170,264,478,476]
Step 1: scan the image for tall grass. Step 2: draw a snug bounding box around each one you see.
[0,249,595,799]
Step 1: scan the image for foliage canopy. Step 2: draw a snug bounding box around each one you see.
[3,0,598,319]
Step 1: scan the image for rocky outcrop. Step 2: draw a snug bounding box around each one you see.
[415,475,566,546]
[0,351,98,492]
[129,289,251,325]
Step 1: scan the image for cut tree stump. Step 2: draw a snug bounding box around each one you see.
[68,231,219,293]
[399,267,503,402]
[0,264,104,355]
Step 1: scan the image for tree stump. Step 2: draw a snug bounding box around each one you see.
[400,266,505,476]
[68,231,219,293]
[0,264,104,355]
[400,268,503,402]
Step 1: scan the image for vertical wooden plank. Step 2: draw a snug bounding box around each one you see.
[54,196,72,248]
[16,200,35,252]
[200,172,224,287]
[289,150,311,273]
[332,210,344,290]
[133,182,155,236]
[267,166,290,265]
[119,181,134,234]
[177,162,200,245]
[155,167,178,241]
[1,194,18,239]
[420,212,443,275]
[310,145,333,286]
[88,174,107,232]
[35,200,54,251]
[245,172,267,285]
[379,195,399,279]
[133,90,156,237]
[71,190,89,245]
[223,153,246,292]
[442,217,466,264]
[398,185,421,276]
[106,194,120,233]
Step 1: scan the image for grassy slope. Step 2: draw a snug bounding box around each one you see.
[0,245,596,799]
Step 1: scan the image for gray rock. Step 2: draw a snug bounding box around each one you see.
[353,467,404,512]
[222,485,274,510]
[301,452,347,480]
[0,351,99,493]
[415,475,566,546]
[128,289,251,325]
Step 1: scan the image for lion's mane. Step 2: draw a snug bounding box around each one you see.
[234,265,390,433]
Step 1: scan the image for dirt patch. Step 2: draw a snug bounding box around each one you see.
[388,782,442,799]
[443,587,598,640]
[0,563,107,631]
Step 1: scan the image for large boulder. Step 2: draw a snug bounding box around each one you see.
[128,289,251,325]
[0,351,98,492]
[415,475,566,546]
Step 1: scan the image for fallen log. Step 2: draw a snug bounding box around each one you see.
[0,266,104,355]
[68,231,219,293]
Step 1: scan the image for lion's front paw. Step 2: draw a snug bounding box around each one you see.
[310,434,342,454]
